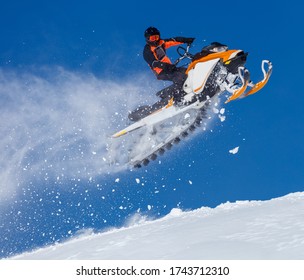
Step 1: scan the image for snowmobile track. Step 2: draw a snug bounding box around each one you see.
[133,107,208,168]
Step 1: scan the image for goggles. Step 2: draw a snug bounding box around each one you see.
[149,35,160,42]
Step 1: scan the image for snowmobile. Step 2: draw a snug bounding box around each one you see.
[110,42,272,168]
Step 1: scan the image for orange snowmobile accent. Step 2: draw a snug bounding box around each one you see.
[244,77,269,96]
[186,50,242,74]
[165,97,174,108]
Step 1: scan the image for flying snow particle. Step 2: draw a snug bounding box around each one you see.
[135,178,140,184]
[219,115,226,122]
[229,146,239,154]
[115,178,120,183]
[213,108,219,114]
[147,205,152,210]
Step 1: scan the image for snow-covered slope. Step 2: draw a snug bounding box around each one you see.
[11,192,304,260]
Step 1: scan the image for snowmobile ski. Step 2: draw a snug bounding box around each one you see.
[225,67,250,103]
[225,60,272,103]
[243,60,273,97]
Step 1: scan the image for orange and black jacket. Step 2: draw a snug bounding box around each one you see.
[143,37,190,76]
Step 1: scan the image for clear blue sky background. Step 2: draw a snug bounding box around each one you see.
[0,0,303,258]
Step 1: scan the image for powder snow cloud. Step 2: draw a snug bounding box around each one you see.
[0,67,157,202]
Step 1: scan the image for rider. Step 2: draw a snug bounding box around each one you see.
[143,27,195,100]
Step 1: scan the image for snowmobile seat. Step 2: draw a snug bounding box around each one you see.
[192,42,228,61]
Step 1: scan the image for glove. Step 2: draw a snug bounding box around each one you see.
[183,37,195,44]
[174,37,195,44]
[152,61,177,72]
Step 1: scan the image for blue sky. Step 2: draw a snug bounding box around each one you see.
[0,0,303,258]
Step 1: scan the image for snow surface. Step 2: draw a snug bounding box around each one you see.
[11,192,304,260]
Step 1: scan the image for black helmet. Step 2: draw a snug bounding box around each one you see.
[144,27,160,46]
[144,26,160,39]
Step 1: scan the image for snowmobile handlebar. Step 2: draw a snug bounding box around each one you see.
[174,44,194,65]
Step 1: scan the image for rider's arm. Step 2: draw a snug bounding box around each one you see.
[164,37,195,48]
